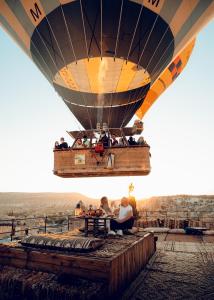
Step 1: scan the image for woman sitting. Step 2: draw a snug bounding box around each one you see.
[108,197,134,236]
[137,136,148,146]
[73,138,84,148]
[99,196,112,216]
[54,141,60,149]
[118,137,126,147]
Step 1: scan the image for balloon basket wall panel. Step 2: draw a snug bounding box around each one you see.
[53,147,151,178]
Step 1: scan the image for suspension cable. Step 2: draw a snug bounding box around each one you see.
[151,38,174,78]
[100,0,103,59]
[119,3,144,126]
[34,27,61,75]
[60,4,77,64]
[126,4,144,63]
[59,2,93,129]
[31,40,54,80]
[137,15,159,67]
[112,2,145,127]
[120,13,161,126]
[114,0,124,60]
[45,15,67,69]
[107,0,124,127]
[80,0,89,61]
[144,25,170,74]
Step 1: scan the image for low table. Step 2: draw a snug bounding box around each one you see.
[79,216,113,237]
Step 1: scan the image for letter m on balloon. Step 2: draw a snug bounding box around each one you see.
[148,0,160,7]
[30,3,42,22]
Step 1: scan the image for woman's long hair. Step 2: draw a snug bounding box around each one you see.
[100,196,111,213]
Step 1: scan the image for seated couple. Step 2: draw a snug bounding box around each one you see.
[100,196,135,236]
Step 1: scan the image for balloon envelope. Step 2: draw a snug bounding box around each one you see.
[1,0,213,129]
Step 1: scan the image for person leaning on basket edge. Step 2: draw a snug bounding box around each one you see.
[108,197,134,236]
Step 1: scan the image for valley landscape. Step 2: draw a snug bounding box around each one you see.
[0,192,213,220]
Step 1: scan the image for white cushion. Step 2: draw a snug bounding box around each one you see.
[143,227,169,233]
[168,229,185,234]
[203,230,214,235]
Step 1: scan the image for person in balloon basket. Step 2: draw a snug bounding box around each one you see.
[74,138,84,148]
[110,134,118,147]
[54,141,60,150]
[82,135,90,148]
[108,197,134,236]
[59,137,68,150]
[128,136,137,146]
[99,131,109,147]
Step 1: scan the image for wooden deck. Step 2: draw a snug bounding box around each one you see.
[53,146,151,178]
[0,232,155,296]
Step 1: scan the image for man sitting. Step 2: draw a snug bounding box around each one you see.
[108,197,134,236]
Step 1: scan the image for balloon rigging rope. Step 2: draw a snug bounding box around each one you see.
[120,17,175,126]
[107,0,124,127]
[34,27,61,75]
[137,14,159,67]
[60,2,93,128]
[100,0,105,126]
[30,39,54,81]
[125,25,174,124]
[114,0,124,60]
[44,16,67,68]
[59,3,93,130]
[111,3,157,128]
[60,4,77,64]
[78,0,94,128]
[80,0,89,60]
[126,4,144,63]
[152,38,175,79]
[122,30,170,125]
[109,0,144,128]
[120,6,158,127]
[144,25,170,74]
[32,1,174,130]
[100,0,103,60]
[36,5,93,130]
[30,35,84,133]
[109,0,143,128]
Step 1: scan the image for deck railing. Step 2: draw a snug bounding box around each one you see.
[138,210,214,229]
[0,215,83,241]
[0,211,213,241]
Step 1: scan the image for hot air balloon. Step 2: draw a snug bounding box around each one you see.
[1,0,214,178]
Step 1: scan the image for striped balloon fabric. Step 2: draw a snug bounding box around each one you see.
[1,1,214,128]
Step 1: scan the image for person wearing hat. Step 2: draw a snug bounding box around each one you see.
[82,135,90,148]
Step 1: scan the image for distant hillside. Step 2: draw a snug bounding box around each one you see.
[0,192,96,206]
[0,193,213,219]
[138,195,214,212]
[0,192,98,218]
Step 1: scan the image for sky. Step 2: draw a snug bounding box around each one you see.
[0,20,214,200]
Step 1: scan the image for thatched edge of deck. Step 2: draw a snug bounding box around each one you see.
[0,233,156,296]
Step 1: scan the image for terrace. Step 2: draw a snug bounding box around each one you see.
[0,213,213,299]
